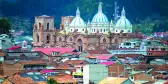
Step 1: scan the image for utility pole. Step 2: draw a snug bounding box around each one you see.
[114,1,120,24]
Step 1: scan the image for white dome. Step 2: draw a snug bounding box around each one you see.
[70,7,86,28]
[91,2,109,23]
[115,17,132,29]
[115,7,132,29]
[92,13,109,23]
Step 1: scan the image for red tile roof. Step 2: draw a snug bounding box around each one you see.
[64,60,88,66]
[33,48,75,55]
[87,49,110,54]
[8,75,35,84]
[19,60,47,65]
[115,54,143,59]
[48,75,77,83]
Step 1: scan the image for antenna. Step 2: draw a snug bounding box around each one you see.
[113,1,120,24]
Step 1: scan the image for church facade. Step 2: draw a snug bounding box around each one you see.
[33,2,142,52]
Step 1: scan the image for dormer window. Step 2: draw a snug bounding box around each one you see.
[59,37,62,41]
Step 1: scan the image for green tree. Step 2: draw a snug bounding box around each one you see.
[47,78,58,84]
[0,17,11,35]
[132,17,159,35]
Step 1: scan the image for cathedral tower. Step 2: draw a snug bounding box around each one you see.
[33,15,55,47]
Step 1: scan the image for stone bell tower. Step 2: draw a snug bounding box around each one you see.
[33,15,55,47]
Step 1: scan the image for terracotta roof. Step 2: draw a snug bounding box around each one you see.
[0,49,5,56]
[7,75,35,84]
[20,60,47,65]
[33,48,75,55]
[64,60,88,66]
[87,49,110,54]
[115,54,143,59]
[48,75,77,83]
[85,56,97,59]
[56,63,73,70]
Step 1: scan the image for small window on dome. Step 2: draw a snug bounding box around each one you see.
[83,29,84,31]
[70,37,73,41]
[104,29,105,32]
[59,37,62,41]
[116,30,118,32]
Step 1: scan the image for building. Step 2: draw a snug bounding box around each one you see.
[0,34,14,51]
[83,64,108,84]
[33,2,142,52]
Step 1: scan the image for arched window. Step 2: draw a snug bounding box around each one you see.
[37,34,39,42]
[70,37,73,41]
[103,38,106,42]
[104,29,105,32]
[59,37,62,41]
[47,23,49,30]
[39,23,41,29]
[46,35,50,43]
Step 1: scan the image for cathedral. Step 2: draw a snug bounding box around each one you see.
[33,2,142,52]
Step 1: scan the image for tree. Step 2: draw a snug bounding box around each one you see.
[47,78,58,84]
[0,17,11,35]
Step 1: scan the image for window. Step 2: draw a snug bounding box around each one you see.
[71,29,72,31]
[83,29,84,31]
[59,37,62,41]
[100,29,102,32]
[39,23,41,29]
[128,30,130,32]
[1,40,5,42]
[103,38,106,42]
[116,30,118,32]
[94,29,95,32]
[70,37,73,41]
[76,29,78,31]
[104,29,105,32]
[161,48,165,51]
[37,34,39,42]
[46,35,50,43]
[47,23,49,30]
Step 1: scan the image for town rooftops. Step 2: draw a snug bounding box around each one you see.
[87,49,110,54]
[48,75,77,83]
[32,48,75,55]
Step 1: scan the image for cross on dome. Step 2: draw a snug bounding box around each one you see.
[121,7,125,17]
[76,7,80,17]
[98,2,103,13]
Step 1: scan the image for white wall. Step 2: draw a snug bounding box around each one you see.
[83,65,89,84]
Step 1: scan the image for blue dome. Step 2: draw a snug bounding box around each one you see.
[70,17,86,27]
[115,17,132,29]
[70,7,86,27]
[115,7,132,29]
[91,2,109,23]
[92,13,109,23]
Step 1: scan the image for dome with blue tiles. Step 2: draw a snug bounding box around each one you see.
[91,2,109,23]
[115,7,132,29]
[70,7,86,28]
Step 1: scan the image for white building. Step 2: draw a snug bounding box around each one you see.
[83,64,108,84]
[65,2,132,35]
[0,34,14,50]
